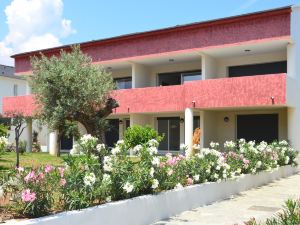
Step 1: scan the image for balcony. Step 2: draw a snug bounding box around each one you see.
[3,74,286,116]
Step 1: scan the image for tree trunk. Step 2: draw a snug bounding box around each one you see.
[15,138,19,168]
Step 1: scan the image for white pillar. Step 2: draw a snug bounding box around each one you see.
[131,63,150,88]
[25,119,32,152]
[49,130,59,155]
[184,108,193,150]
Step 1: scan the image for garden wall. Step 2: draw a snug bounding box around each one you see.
[7,162,300,225]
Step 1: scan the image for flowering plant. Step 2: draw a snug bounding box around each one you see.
[4,165,61,217]
[0,136,8,155]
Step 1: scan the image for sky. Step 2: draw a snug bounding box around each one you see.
[0,0,300,66]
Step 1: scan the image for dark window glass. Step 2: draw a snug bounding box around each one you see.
[114,77,132,89]
[125,119,130,130]
[157,117,180,151]
[61,134,73,150]
[228,61,287,77]
[158,70,202,86]
[193,116,200,132]
[105,119,119,147]
[182,72,202,83]
[237,114,278,143]
[158,73,181,86]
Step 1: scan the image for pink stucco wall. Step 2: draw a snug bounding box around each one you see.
[3,74,286,116]
[14,8,290,74]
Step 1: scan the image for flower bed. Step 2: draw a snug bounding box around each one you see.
[1,133,299,222]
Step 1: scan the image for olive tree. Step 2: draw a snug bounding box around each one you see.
[30,45,118,155]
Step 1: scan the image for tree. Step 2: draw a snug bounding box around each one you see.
[30,45,118,155]
[3,112,27,167]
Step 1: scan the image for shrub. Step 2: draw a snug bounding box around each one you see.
[0,136,8,155]
[123,125,163,149]
[0,124,8,137]
[3,165,61,217]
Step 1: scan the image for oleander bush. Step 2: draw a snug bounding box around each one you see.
[1,133,298,218]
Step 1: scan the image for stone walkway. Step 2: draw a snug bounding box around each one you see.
[152,173,300,225]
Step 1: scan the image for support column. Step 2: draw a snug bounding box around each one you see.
[184,108,193,151]
[49,130,59,155]
[131,63,151,88]
[25,119,32,152]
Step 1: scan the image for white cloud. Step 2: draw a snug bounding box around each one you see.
[0,0,76,66]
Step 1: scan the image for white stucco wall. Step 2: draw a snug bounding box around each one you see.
[201,53,218,79]
[287,5,300,150]
[132,63,151,88]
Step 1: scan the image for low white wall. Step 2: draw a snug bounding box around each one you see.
[7,163,300,225]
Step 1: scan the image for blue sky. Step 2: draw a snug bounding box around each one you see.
[0,0,300,65]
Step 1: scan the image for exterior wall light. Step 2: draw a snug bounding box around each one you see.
[119,120,123,125]
[192,101,196,108]
[169,59,175,62]
[180,118,184,123]
[271,96,275,105]
[224,116,229,122]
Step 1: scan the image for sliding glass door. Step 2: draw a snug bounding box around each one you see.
[157,117,180,151]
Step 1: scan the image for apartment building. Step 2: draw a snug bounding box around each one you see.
[3,6,300,154]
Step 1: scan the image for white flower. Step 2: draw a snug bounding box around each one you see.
[216,165,221,171]
[193,144,201,150]
[196,153,204,159]
[103,156,113,172]
[91,154,99,160]
[148,139,159,147]
[133,145,143,153]
[224,141,236,149]
[193,175,200,181]
[0,136,8,146]
[123,182,134,193]
[222,173,227,179]
[236,168,242,174]
[213,173,219,179]
[111,146,121,155]
[175,183,183,189]
[152,157,160,167]
[102,174,111,183]
[210,142,220,149]
[279,140,288,146]
[96,144,106,152]
[148,147,158,155]
[180,144,187,151]
[80,134,98,145]
[83,173,96,186]
[256,161,262,168]
[116,140,124,146]
[151,179,159,189]
[251,168,256,174]
[285,156,290,165]
[205,168,211,174]
[149,167,155,177]
[70,143,81,155]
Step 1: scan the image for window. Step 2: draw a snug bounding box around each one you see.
[228,61,287,77]
[236,114,278,143]
[114,77,132,89]
[157,117,180,151]
[193,116,200,132]
[13,84,18,96]
[158,70,201,86]
[182,71,202,83]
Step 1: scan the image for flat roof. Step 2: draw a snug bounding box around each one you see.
[11,5,291,58]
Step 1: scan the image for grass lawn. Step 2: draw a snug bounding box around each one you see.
[0,152,65,171]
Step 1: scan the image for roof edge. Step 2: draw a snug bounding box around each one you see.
[11,5,292,58]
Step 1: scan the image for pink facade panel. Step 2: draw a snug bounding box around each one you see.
[2,95,37,117]
[3,74,286,116]
[14,9,290,74]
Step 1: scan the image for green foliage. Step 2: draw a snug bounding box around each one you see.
[123,125,163,149]
[30,45,116,142]
[0,124,8,137]
[245,199,300,225]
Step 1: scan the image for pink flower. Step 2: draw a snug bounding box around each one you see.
[45,165,53,173]
[59,178,67,186]
[24,171,35,183]
[159,162,166,168]
[21,189,36,202]
[38,172,45,180]
[187,178,194,186]
[243,158,250,165]
[58,167,65,178]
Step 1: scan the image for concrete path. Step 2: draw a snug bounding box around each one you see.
[152,173,300,225]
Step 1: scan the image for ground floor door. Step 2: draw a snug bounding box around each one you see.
[237,114,278,143]
[157,117,180,151]
[60,135,73,151]
[105,119,119,148]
